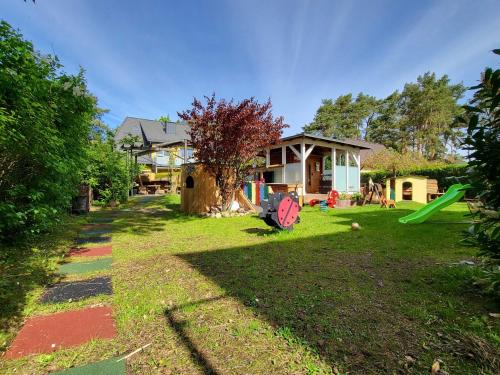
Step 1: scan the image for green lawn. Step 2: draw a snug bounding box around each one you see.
[1,196,499,374]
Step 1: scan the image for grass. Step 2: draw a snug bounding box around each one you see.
[0,195,499,374]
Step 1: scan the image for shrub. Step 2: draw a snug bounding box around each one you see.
[0,21,96,242]
[83,129,137,206]
[460,49,500,298]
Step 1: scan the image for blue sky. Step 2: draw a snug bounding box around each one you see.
[1,0,499,135]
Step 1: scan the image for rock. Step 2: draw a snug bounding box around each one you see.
[215,213,222,219]
[459,260,475,266]
[405,355,415,363]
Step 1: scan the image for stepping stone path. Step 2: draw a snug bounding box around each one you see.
[59,258,113,275]
[5,213,122,368]
[79,228,113,236]
[41,277,112,303]
[69,245,112,257]
[53,357,125,374]
[4,306,116,359]
[75,236,112,244]
[82,223,112,229]
[92,217,114,223]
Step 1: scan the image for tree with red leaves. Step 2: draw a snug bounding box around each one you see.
[178,94,287,211]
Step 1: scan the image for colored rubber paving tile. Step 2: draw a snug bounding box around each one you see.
[75,236,112,244]
[91,218,114,223]
[68,246,112,257]
[53,357,125,375]
[82,223,112,230]
[41,276,112,303]
[4,306,116,359]
[60,258,113,275]
[79,228,113,236]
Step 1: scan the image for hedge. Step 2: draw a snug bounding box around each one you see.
[361,164,469,191]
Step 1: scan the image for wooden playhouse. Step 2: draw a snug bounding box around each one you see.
[386,176,442,204]
[180,163,255,214]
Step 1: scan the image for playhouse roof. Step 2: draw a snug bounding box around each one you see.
[277,133,372,149]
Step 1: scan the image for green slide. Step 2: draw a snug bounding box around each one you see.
[398,183,470,224]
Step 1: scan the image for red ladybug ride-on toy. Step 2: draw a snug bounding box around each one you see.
[309,189,339,208]
[260,192,301,231]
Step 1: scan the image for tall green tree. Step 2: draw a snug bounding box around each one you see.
[400,72,465,159]
[365,91,402,150]
[304,93,378,139]
[309,74,465,159]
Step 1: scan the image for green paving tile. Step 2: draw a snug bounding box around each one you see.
[80,229,113,236]
[59,258,113,275]
[54,357,125,374]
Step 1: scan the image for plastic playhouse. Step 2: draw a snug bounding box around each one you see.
[386,176,442,204]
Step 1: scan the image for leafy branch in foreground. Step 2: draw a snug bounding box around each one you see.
[461,49,500,297]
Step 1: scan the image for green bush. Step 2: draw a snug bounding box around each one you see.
[83,130,138,206]
[0,21,96,242]
[460,50,500,298]
[361,164,468,190]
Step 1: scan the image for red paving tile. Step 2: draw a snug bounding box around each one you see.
[81,223,112,229]
[4,306,116,359]
[68,246,112,257]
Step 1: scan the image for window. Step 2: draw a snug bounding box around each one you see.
[269,148,282,165]
[179,148,194,160]
[286,145,300,163]
[263,171,274,183]
[336,151,346,166]
[185,176,194,188]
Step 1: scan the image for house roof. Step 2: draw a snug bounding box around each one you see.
[278,133,372,149]
[115,117,190,147]
[342,138,386,161]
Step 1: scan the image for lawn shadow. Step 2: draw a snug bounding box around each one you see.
[164,296,225,375]
[241,227,277,236]
[176,207,490,374]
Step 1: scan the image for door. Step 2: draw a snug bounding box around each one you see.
[306,156,322,193]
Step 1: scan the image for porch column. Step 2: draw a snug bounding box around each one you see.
[265,148,270,168]
[301,142,306,194]
[354,151,361,192]
[331,147,336,190]
[184,140,188,163]
[282,146,286,183]
[345,149,349,193]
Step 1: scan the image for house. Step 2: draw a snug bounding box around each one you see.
[115,117,194,172]
[115,117,194,193]
[255,133,371,202]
